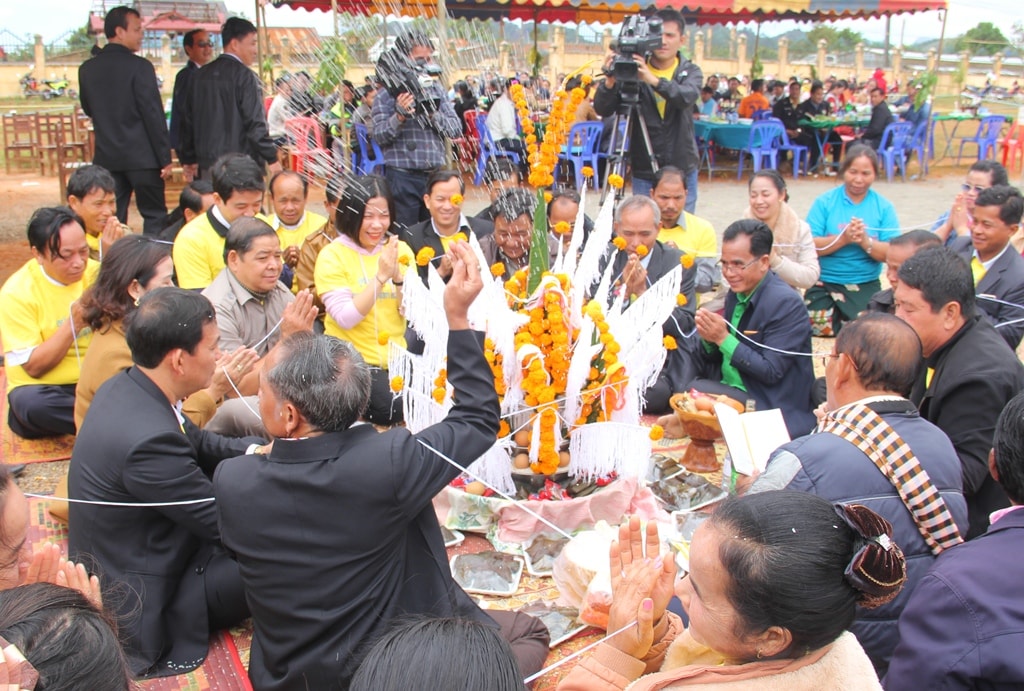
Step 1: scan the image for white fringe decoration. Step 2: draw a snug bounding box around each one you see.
[400,264,446,347]
[554,184,587,278]
[568,422,653,481]
[402,388,451,436]
[466,437,516,496]
[570,194,618,330]
[563,317,598,426]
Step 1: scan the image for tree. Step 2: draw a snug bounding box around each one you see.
[791,25,865,56]
[954,22,1009,56]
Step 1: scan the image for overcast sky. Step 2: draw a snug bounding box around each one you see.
[1,0,1017,47]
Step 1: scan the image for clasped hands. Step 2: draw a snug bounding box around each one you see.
[605,516,678,660]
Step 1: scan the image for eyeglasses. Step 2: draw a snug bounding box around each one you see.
[820,352,860,371]
[961,183,987,195]
[195,41,214,48]
[716,257,761,274]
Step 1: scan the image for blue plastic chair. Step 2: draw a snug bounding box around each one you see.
[737,121,784,179]
[906,118,930,177]
[473,112,522,185]
[353,123,385,176]
[956,115,1006,163]
[878,121,914,182]
[557,122,604,191]
[751,109,774,121]
[768,117,809,179]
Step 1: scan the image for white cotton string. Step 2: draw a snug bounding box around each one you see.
[522,618,639,684]
[814,232,847,252]
[977,294,1024,312]
[995,317,1024,329]
[248,317,284,351]
[415,439,574,540]
[221,366,263,420]
[24,492,214,507]
[861,220,937,233]
[724,320,830,358]
[68,304,83,369]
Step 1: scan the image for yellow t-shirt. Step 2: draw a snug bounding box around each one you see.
[0,259,98,392]
[649,58,679,119]
[658,212,718,258]
[315,239,415,367]
[266,211,329,252]
[173,211,228,290]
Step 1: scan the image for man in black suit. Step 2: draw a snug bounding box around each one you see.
[401,169,494,285]
[179,17,282,181]
[78,6,171,236]
[169,29,214,159]
[896,247,1024,538]
[602,195,699,414]
[861,87,894,150]
[214,241,549,691]
[69,288,264,677]
[950,185,1024,350]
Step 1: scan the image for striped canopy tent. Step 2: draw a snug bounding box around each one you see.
[268,0,946,25]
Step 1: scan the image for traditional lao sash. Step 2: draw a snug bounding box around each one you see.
[817,403,963,555]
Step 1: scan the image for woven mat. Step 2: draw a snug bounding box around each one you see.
[0,369,76,465]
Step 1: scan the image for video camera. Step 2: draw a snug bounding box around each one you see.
[376,49,444,115]
[606,16,663,84]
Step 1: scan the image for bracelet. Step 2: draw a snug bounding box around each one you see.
[393,280,404,286]
[866,238,874,255]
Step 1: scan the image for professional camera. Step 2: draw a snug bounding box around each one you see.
[606,16,663,83]
[376,49,444,115]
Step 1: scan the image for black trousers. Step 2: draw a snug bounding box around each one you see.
[365,367,404,427]
[7,384,76,438]
[111,168,167,236]
[384,167,431,232]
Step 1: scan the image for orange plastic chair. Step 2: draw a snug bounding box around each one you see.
[999,120,1023,173]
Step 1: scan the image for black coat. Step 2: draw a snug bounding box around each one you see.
[951,236,1024,349]
[179,54,277,169]
[169,61,198,155]
[910,314,1024,538]
[401,216,494,284]
[593,53,703,179]
[214,330,501,690]
[68,367,259,676]
[78,44,170,172]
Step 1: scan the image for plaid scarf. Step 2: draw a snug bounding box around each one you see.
[817,402,963,555]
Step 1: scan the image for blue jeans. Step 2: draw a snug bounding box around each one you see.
[631,167,699,214]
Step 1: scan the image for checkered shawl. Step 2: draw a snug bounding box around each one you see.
[817,403,964,555]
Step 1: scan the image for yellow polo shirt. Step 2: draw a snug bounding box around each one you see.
[649,58,678,118]
[0,259,98,392]
[658,212,718,258]
[173,210,230,290]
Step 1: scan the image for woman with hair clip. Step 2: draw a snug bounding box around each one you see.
[558,491,907,690]
[0,583,131,690]
[744,169,819,291]
[315,174,413,426]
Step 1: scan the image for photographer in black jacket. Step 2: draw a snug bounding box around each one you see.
[594,8,703,213]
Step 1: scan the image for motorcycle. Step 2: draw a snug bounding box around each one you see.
[20,73,77,99]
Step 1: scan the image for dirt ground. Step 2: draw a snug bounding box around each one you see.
[0,161,1018,286]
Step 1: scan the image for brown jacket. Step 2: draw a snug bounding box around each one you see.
[295,222,337,318]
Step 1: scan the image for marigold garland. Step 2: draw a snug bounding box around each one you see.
[649,424,664,441]
[552,221,571,236]
[450,193,463,206]
[612,236,627,251]
[491,262,506,278]
[680,253,694,269]
[608,173,624,189]
[663,335,678,350]
[581,165,594,178]
[636,245,649,258]
[398,254,411,267]
[389,376,404,392]
[676,294,688,307]
[416,246,435,267]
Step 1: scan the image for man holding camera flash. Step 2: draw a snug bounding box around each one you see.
[372,30,463,231]
[594,8,703,213]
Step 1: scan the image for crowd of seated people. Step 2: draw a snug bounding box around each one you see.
[4,15,1024,690]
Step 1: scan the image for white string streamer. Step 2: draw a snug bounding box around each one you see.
[25,493,214,507]
[221,366,263,420]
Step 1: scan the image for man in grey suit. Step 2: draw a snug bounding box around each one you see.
[79,6,172,236]
[950,185,1024,349]
[69,288,264,677]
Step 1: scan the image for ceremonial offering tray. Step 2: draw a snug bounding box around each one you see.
[450,552,525,596]
[649,470,727,513]
[522,533,570,576]
[517,602,589,647]
[441,526,464,548]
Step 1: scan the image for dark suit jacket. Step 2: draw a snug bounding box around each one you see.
[179,54,277,169]
[910,314,1024,538]
[169,61,198,155]
[951,237,1024,349]
[401,216,495,284]
[603,241,699,392]
[886,509,1024,690]
[863,101,895,147]
[78,44,171,172]
[214,330,501,691]
[68,367,259,676]
[701,270,816,436]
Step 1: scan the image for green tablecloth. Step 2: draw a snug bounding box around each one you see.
[797,116,871,129]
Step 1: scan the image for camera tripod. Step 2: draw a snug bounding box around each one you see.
[600,84,658,204]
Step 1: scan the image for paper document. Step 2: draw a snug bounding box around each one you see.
[713,404,791,476]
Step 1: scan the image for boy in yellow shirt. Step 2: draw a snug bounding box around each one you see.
[0,207,98,438]
[650,166,718,292]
